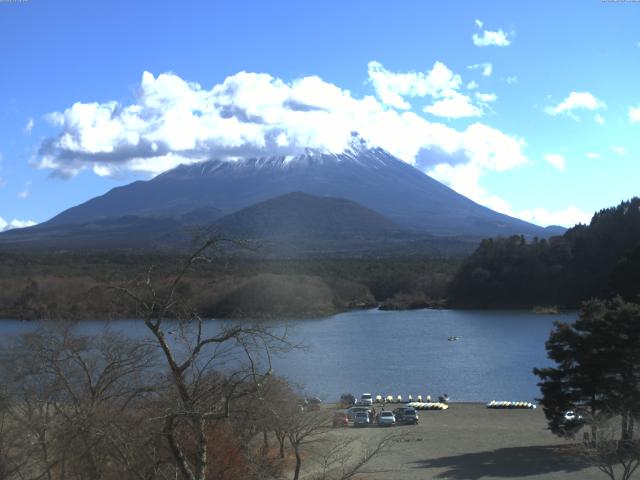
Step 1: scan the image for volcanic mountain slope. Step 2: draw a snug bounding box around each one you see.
[210,192,403,239]
[36,145,560,238]
[205,192,471,257]
[0,192,478,257]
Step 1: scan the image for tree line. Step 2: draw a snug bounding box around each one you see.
[448,197,640,308]
[0,253,458,320]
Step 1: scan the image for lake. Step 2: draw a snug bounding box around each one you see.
[0,308,576,402]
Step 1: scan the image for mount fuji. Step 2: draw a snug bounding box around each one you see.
[0,144,563,254]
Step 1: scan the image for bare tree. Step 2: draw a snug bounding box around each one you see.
[310,432,401,480]
[110,238,293,480]
[253,376,299,459]
[0,238,395,480]
[580,414,640,480]
[0,389,25,480]
[285,408,332,480]
[0,323,167,480]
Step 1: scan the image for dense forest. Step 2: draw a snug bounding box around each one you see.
[448,197,640,308]
[0,253,459,320]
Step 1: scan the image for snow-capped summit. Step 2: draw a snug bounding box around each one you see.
[38,145,552,238]
[161,138,394,180]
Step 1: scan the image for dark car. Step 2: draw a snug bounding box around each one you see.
[340,393,356,407]
[306,397,322,411]
[393,407,419,425]
[347,406,370,422]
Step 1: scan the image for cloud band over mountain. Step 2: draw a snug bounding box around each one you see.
[35,64,592,226]
[39,64,524,198]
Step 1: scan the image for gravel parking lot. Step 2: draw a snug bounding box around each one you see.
[316,403,607,480]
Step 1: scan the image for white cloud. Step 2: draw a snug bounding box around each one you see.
[594,114,605,125]
[18,181,31,199]
[425,123,528,211]
[0,217,36,232]
[586,152,600,159]
[472,21,511,47]
[468,63,493,77]
[505,76,518,84]
[38,68,529,218]
[428,163,592,227]
[475,92,497,103]
[611,145,626,155]
[466,80,479,90]
[516,206,592,228]
[428,158,590,226]
[367,61,488,118]
[544,153,566,171]
[423,93,483,118]
[629,104,640,123]
[368,60,465,110]
[544,91,606,119]
[25,117,34,134]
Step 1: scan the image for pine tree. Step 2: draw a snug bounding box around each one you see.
[534,298,640,441]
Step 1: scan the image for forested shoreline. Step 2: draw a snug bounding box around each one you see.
[448,198,640,309]
[0,254,457,320]
[3,197,640,319]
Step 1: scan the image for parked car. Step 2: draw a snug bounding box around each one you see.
[347,406,370,422]
[333,411,349,427]
[560,409,590,436]
[340,393,356,407]
[377,410,396,427]
[562,409,593,427]
[360,393,373,406]
[354,412,370,427]
[306,397,322,411]
[393,407,419,425]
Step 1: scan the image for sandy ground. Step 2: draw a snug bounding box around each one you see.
[307,403,609,480]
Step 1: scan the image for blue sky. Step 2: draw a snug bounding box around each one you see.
[1,0,639,230]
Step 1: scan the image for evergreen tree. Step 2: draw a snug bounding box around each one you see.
[534,298,640,441]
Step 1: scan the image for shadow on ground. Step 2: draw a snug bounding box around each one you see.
[412,444,591,479]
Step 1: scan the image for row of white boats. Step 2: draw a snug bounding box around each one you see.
[407,402,450,410]
[369,395,536,410]
[486,400,537,409]
[374,394,441,403]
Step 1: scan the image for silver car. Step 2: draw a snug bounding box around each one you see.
[377,411,396,427]
[354,412,370,427]
[347,406,370,422]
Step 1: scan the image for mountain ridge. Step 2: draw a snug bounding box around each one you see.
[37,146,558,239]
[0,192,481,257]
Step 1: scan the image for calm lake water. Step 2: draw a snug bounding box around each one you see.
[0,309,576,402]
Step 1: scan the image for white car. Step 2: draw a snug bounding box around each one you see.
[360,393,373,406]
[563,410,584,424]
[377,411,396,427]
